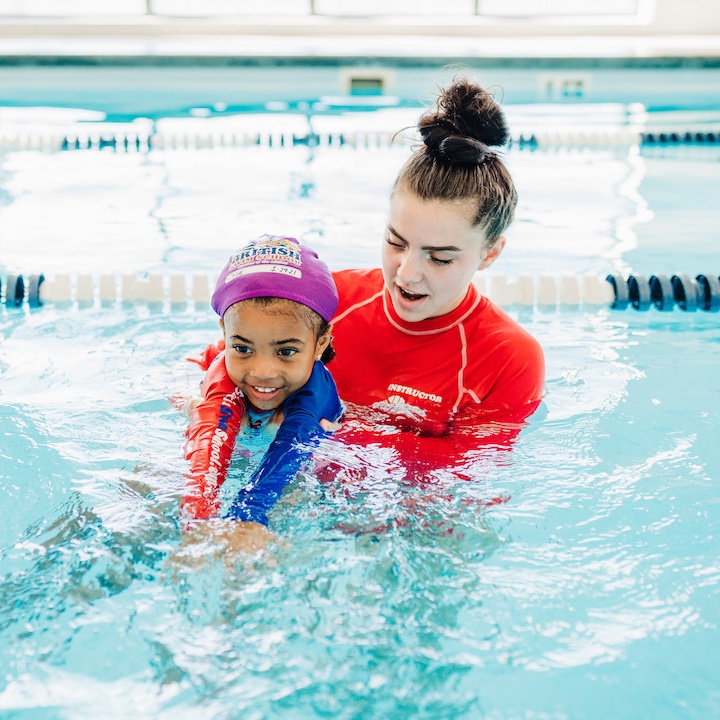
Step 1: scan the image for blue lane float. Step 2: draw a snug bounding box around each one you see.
[628,274,652,311]
[672,274,699,312]
[2,274,25,307]
[696,274,720,312]
[26,274,45,308]
[606,274,630,310]
[649,274,674,311]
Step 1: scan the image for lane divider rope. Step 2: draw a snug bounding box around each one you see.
[2,272,719,312]
[1,129,719,152]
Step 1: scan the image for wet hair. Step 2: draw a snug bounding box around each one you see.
[394,77,518,245]
[238,297,335,364]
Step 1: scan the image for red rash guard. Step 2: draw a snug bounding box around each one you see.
[324,269,545,476]
[330,268,544,429]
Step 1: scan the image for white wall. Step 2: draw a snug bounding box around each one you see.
[1,0,720,36]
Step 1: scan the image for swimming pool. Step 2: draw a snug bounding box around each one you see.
[1,63,720,718]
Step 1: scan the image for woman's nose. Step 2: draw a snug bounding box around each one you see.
[396,250,423,284]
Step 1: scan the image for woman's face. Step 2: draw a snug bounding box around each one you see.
[381,190,505,322]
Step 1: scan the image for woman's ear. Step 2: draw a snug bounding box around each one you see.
[478,236,506,270]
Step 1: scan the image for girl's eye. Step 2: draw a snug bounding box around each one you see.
[385,236,405,250]
[430,256,453,266]
[278,348,298,357]
[232,345,252,355]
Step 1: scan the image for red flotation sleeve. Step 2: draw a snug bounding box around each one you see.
[181,352,245,520]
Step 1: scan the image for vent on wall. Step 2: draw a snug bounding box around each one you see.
[349,76,385,95]
[540,74,591,101]
[340,68,394,96]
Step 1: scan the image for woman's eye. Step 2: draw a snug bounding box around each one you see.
[278,348,298,357]
[232,345,252,355]
[431,256,453,266]
[385,237,404,250]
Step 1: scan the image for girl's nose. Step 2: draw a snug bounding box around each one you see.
[247,355,279,382]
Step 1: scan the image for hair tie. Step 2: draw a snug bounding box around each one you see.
[421,126,492,165]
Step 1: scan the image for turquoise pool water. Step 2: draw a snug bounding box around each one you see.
[1,70,720,718]
[2,304,718,718]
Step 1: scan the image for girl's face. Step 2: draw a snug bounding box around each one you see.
[382,189,505,322]
[221,301,330,412]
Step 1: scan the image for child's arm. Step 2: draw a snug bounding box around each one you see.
[181,352,245,520]
[224,360,343,525]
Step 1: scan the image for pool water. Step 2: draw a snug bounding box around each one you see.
[1,98,720,718]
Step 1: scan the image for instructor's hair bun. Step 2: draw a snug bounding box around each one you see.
[418,78,510,165]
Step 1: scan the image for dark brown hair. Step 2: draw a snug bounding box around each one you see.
[394,77,518,245]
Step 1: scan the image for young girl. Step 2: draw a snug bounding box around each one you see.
[182,235,342,539]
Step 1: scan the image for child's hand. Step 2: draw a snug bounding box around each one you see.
[169,394,201,416]
[167,518,286,574]
[217,520,283,556]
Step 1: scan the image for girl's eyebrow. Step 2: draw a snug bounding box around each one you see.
[388,225,461,253]
[230,334,305,346]
[272,338,305,347]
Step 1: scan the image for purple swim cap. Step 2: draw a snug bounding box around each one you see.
[211,235,338,322]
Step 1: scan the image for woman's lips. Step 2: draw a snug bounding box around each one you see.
[397,286,427,302]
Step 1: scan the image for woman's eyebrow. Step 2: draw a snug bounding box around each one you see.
[388,225,461,252]
[424,244,461,252]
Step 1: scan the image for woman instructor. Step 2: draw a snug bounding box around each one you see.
[329,77,544,443]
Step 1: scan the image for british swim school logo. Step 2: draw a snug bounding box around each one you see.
[226,235,302,282]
